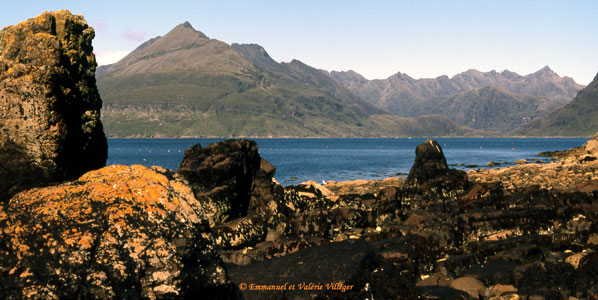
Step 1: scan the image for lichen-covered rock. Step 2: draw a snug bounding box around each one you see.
[0,10,107,202]
[0,165,240,299]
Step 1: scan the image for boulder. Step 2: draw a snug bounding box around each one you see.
[449,276,487,299]
[406,139,467,190]
[0,165,240,299]
[177,139,287,248]
[0,10,107,202]
[177,139,261,224]
[585,132,598,155]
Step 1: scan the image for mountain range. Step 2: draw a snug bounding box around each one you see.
[514,72,598,136]
[97,22,592,137]
[329,67,584,133]
[97,23,474,137]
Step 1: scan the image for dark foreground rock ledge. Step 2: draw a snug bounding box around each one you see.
[177,139,287,252]
[0,10,107,203]
[222,138,598,300]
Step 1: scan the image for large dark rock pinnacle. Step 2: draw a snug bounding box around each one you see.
[177,139,286,225]
[0,10,107,202]
[406,139,467,191]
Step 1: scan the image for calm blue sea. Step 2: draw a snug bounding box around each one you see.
[106,138,587,185]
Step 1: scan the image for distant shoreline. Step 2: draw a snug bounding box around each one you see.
[105,135,592,139]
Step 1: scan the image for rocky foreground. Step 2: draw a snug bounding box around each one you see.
[217,137,598,300]
[3,9,598,300]
[5,135,597,299]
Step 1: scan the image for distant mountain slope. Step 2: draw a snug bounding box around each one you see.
[437,86,559,133]
[97,23,471,137]
[231,43,383,116]
[330,67,584,118]
[514,72,598,136]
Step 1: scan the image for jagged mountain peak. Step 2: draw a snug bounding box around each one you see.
[516,70,598,136]
[164,21,208,39]
[532,65,558,78]
[96,21,254,78]
[390,72,414,81]
[538,65,555,73]
[331,66,584,119]
[344,70,364,77]
[288,59,306,66]
[500,69,521,80]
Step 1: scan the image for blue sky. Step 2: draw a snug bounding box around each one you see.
[2,0,597,84]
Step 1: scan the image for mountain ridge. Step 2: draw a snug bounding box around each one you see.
[330,66,584,118]
[437,86,560,133]
[97,22,591,137]
[514,72,598,136]
[97,22,472,138]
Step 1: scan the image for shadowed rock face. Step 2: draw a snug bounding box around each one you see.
[0,10,107,202]
[177,139,261,224]
[177,139,287,250]
[0,165,241,299]
[406,139,468,191]
[407,139,448,185]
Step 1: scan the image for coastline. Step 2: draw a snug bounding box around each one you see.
[2,8,597,299]
[105,135,595,139]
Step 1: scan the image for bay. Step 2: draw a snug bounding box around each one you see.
[106,138,587,185]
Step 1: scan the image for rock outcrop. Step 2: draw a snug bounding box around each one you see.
[177,139,287,250]
[471,147,598,194]
[0,165,240,299]
[406,139,468,191]
[223,137,598,299]
[177,139,261,224]
[0,10,107,202]
[585,131,598,155]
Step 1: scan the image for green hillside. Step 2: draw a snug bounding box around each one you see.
[514,72,598,136]
[98,22,472,137]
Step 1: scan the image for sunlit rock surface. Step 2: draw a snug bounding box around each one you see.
[0,165,240,299]
[0,10,107,202]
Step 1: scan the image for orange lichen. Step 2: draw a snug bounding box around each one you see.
[2,164,214,299]
[20,269,33,278]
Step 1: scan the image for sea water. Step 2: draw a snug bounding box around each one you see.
[107,138,587,185]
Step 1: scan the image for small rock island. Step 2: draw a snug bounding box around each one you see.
[2,10,598,300]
